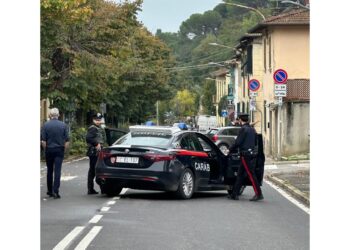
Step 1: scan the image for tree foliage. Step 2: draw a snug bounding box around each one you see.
[41,0,174,125]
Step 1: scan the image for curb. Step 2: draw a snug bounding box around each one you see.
[265,160,310,165]
[265,174,310,207]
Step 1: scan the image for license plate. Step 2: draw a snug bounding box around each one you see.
[116,156,139,164]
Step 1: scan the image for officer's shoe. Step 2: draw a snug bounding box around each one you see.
[249,194,264,201]
[53,193,61,199]
[47,192,53,197]
[88,190,99,195]
[227,192,239,200]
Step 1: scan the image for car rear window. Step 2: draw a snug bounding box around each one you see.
[115,133,172,148]
[208,129,218,135]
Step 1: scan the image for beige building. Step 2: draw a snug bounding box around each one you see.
[211,68,229,126]
[235,9,310,159]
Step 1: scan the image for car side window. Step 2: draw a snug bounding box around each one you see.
[228,128,240,136]
[180,136,191,150]
[189,135,203,151]
[197,137,213,152]
[221,129,228,135]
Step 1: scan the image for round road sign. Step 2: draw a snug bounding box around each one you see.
[248,79,261,92]
[273,69,288,84]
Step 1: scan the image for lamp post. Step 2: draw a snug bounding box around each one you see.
[221,1,266,20]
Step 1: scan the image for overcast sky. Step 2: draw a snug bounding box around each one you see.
[137,0,222,33]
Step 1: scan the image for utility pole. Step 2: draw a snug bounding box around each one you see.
[156,101,159,125]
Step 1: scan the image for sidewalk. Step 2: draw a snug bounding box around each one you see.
[264,157,310,207]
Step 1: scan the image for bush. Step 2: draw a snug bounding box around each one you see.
[68,127,87,156]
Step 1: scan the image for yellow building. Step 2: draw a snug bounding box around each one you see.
[211,68,229,127]
[235,9,310,158]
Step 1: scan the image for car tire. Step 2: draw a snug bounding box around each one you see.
[218,143,230,155]
[176,168,195,199]
[105,184,122,197]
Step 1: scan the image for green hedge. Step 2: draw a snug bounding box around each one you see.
[68,127,87,156]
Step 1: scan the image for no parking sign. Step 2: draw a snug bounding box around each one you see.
[248,79,261,91]
[273,69,288,84]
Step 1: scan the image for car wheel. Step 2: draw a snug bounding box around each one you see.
[105,184,122,197]
[218,143,230,155]
[176,168,195,199]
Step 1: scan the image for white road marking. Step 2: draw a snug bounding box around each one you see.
[53,226,85,250]
[89,215,103,224]
[100,207,110,212]
[265,180,310,214]
[120,188,128,195]
[74,226,102,250]
[61,176,78,181]
[107,200,116,205]
[112,197,120,200]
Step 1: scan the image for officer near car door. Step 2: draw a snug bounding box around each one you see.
[228,113,264,201]
[86,113,106,195]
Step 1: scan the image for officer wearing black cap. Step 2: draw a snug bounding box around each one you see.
[86,113,106,195]
[228,113,264,201]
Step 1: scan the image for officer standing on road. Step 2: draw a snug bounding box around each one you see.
[86,113,106,195]
[228,113,264,201]
[41,108,70,199]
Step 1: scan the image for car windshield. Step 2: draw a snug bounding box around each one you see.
[114,133,172,148]
[208,129,218,135]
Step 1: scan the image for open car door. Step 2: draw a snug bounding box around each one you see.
[105,128,128,146]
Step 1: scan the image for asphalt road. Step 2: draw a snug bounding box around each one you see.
[41,159,309,250]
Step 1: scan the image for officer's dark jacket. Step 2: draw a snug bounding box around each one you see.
[41,118,69,149]
[229,123,256,153]
[86,124,106,147]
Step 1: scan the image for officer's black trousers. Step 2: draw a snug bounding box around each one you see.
[88,155,98,192]
[46,147,64,194]
[234,155,262,196]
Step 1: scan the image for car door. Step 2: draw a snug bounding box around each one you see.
[194,133,224,183]
[178,133,210,187]
[105,128,128,146]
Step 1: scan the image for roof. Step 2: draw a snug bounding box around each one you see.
[210,68,229,77]
[249,9,309,33]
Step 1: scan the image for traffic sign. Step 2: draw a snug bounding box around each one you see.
[274,84,287,91]
[221,110,228,117]
[250,98,256,111]
[274,90,287,97]
[273,69,288,84]
[250,91,258,97]
[248,79,261,92]
[277,97,283,106]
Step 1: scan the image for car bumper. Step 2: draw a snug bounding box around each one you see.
[95,167,180,192]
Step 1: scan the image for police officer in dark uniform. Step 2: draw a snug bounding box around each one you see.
[41,108,70,199]
[86,113,106,195]
[228,113,264,201]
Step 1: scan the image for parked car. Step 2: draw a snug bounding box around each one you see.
[206,126,241,155]
[98,125,265,199]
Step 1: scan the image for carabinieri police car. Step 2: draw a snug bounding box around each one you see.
[96,125,265,199]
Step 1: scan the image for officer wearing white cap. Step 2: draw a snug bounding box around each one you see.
[86,113,106,195]
[228,113,264,201]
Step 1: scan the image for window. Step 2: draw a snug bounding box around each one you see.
[264,38,267,72]
[197,137,212,152]
[247,45,253,74]
[180,135,203,151]
[242,102,245,113]
[264,100,267,132]
[268,36,272,71]
[227,128,240,136]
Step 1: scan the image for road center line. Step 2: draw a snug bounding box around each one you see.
[107,201,116,205]
[265,180,310,214]
[89,215,103,224]
[101,207,110,212]
[74,226,102,250]
[53,226,85,250]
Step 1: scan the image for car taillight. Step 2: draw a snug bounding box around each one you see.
[212,134,218,142]
[98,149,112,160]
[143,154,175,162]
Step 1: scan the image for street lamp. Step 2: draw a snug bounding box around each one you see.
[221,1,266,20]
[281,0,310,9]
